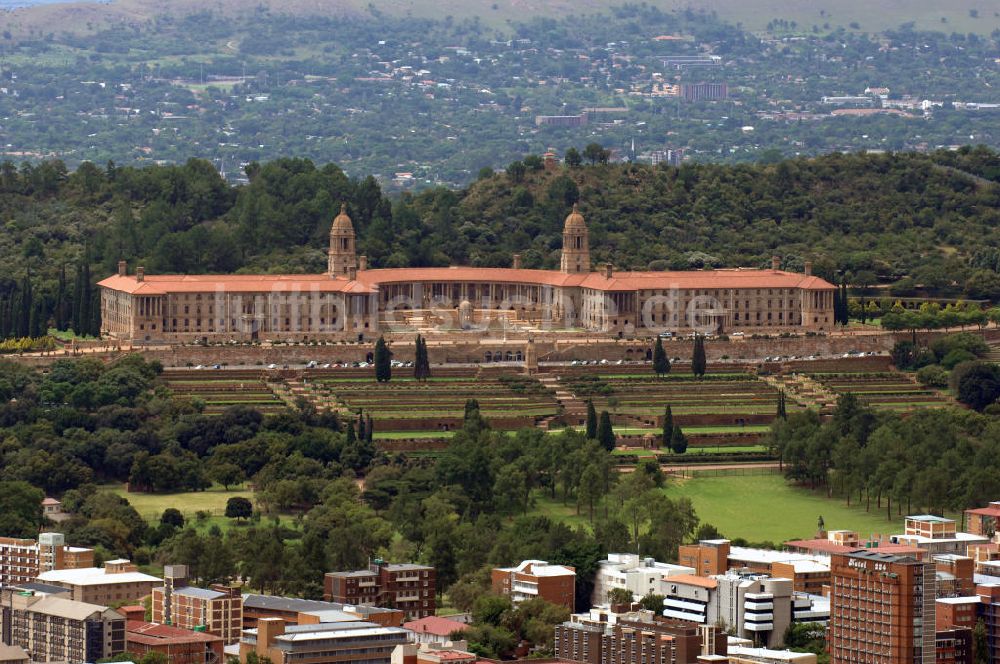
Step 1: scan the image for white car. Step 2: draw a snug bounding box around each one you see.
[267,363,278,369]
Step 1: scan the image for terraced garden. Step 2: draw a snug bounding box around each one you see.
[812,372,950,410]
[163,369,288,414]
[300,368,561,431]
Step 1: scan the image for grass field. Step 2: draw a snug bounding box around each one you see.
[528,473,903,544]
[673,474,902,543]
[97,483,283,533]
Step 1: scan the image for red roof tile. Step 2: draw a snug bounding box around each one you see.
[403,616,469,637]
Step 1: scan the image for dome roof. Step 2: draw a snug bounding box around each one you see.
[331,203,354,234]
[563,203,587,231]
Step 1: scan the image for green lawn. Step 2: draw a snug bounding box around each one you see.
[100,484,254,522]
[673,474,902,543]
[528,473,903,544]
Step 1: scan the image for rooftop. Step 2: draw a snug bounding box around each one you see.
[22,596,116,621]
[404,616,469,637]
[172,586,228,600]
[664,574,718,589]
[37,567,161,586]
[242,594,394,615]
[126,621,222,644]
[496,560,575,577]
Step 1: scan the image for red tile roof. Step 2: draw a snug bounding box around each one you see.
[665,574,718,589]
[101,267,834,296]
[403,616,469,637]
[967,506,1000,518]
[126,621,222,644]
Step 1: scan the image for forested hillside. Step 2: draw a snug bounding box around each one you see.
[3,147,1000,339]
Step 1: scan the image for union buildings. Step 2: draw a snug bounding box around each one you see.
[99,205,836,343]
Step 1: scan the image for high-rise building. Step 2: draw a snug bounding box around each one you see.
[1,593,125,663]
[829,551,935,664]
[324,561,436,619]
[151,565,243,644]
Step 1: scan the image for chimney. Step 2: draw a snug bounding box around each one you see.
[771,256,780,271]
[512,254,522,270]
[604,263,613,279]
[358,255,368,271]
[117,260,127,277]
[348,266,357,281]
[804,261,813,276]
[136,266,145,282]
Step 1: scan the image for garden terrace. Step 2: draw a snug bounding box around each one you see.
[162,369,287,414]
[300,368,560,432]
[553,371,790,430]
[812,372,950,410]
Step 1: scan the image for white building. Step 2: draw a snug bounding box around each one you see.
[592,553,694,606]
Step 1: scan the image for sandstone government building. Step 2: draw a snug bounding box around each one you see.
[99,205,836,343]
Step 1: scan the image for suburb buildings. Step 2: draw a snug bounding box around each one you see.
[99,204,836,343]
[324,560,436,619]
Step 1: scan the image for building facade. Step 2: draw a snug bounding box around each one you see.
[151,566,243,644]
[828,551,935,664]
[36,559,161,604]
[99,206,836,343]
[0,533,94,589]
[1,593,125,663]
[491,560,576,611]
[324,561,435,620]
[592,553,694,606]
[238,617,410,664]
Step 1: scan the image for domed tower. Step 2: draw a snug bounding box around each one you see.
[560,203,590,274]
[328,203,357,277]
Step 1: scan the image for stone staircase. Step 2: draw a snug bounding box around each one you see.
[282,377,340,412]
[763,373,838,414]
[536,373,588,428]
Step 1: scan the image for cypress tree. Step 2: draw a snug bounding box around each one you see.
[357,411,366,442]
[366,414,374,443]
[345,423,356,445]
[18,275,31,339]
[653,337,670,376]
[661,405,674,449]
[55,265,66,330]
[840,283,849,324]
[597,410,615,451]
[670,425,688,454]
[777,390,787,419]
[692,334,707,377]
[420,336,431,380]
[585,400,598,439]
[79,262,91,336]
[374,336,391,382]
[72,263,84,334]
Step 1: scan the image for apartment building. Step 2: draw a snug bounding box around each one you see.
[491,560,576,611]
[892,516,988,556]
[554,609,728,664]
[592,553,694,606]
[0,533,94,588]
[828,551,935,664]
[36,558,161,604]
[661,573,827,649]
[126,621,225,664]
[677,540,831,595]
[238,617,410,664]
[1,592,125,663]
[324,560,435,619]
[0,645,29,664]
[151,565,242,643]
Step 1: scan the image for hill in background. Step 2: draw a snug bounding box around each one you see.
[1,0,998,36]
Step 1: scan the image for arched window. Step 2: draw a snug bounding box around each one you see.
[484,351,492,362]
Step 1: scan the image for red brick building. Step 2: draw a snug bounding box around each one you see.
[491,560,576,611]
[324,560,435,619]
[151,566,242,644]
[829,551,936,664]
[126,621,224,664]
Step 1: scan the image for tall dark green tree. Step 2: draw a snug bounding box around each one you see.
[661,405,674,449]
[55,265,66,330]
[413,335,431,381]
[653,337,670,376]
[691,335,706,377]
[597,411,615,451]
[670,425,688,454]
[777,391,787,419]
[373,336,391,382]
[585,401,598,439]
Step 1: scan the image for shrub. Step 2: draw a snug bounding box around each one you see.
[951,362,1000,412]
[941,348,977,370]
[915,365,949,388]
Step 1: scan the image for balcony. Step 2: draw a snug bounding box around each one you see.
[744,600,774,611]
[744,622,774,632]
